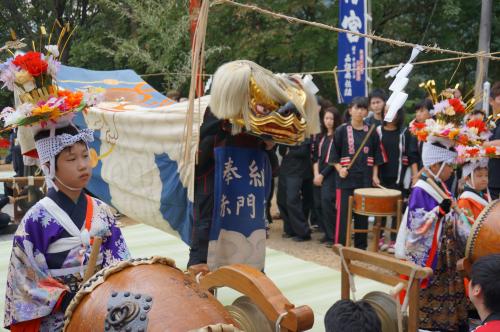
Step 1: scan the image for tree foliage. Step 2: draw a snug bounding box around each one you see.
[0,0,498,109]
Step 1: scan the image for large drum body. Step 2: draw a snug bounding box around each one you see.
[465,199,500,265]
[353,188,401,216]
[64,257,236,332]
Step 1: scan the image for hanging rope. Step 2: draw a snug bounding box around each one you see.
[212,0,500,61]
[183,0,210,163]
[139,51,500,79]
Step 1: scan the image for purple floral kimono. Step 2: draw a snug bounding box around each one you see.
[401,177,469,330]
[3,190,130,331]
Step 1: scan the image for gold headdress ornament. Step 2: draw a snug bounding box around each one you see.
[209,60,320,145]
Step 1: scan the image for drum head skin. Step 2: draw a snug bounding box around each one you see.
[354,188,401,197]
[465,200,500,264]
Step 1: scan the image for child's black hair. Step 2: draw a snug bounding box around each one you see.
[470,254,500,313]
[368,88,387,103]
[349,96,369,110]
[324,299,381,332]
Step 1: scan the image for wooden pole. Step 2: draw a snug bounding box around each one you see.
[474,0,492,99]
[0,176,45,183]
[83,237,103,283]
[408,277,420,332]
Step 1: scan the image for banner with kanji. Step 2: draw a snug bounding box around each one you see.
[338,0,367,103]
[207,146,271,271]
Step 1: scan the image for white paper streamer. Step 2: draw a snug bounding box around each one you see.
[302,74,319,95]
[384,45,423,122]
[389,76,409,92]
[385,92,408,122]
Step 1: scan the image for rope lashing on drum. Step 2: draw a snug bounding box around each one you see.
[402,266,417,312]
[388,266,418,332]
[338,246,357,301]
[389,282,406,332]
[196,272,203,284]
[395,293,404,332]
[275,311,288,332]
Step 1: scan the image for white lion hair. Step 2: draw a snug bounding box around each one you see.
[209,60,320,136]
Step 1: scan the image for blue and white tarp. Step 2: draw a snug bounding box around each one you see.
[57,65,209,244]
[338,0,367,103]
[207,146,271,271]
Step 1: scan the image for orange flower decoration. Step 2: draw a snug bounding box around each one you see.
[32,104,55,116]
[58,90,83,109]
[416,130,428,142]
[448,128,460,140]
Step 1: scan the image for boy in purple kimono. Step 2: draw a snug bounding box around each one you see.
[4,125,130,331]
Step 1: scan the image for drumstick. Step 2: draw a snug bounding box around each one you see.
[425,177,464,215]
[425,177,450,200]
[376,184,389,190]
[83,236,103,283]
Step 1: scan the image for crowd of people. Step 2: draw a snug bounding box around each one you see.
[273,88,438,249]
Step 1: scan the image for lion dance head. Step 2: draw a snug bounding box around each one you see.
[209,60,320,145]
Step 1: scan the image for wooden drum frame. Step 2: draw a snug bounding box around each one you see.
[346,188,403,252]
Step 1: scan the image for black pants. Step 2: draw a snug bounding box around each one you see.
[302,177,313,225]
[336,188,368,249]
[0,212,10,228]
[188,181,214,267]
[489,187,500,200]
[277,174,310,238]
[266,179,275,224]
[320,174,336,242]
[311,186,323,229]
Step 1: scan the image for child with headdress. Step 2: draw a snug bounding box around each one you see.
[458,158,490,225]
[1,40,130,331]
[396,83,479,331]
[400,141,469,331]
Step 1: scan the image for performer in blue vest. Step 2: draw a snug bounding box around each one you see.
[189,60,320,271]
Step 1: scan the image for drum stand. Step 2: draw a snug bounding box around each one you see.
[0,176,46,223]
[333,245,433,332]
[346,196,403,252]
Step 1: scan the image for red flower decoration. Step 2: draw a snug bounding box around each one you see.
[448,98,465,114]
[413,122,426,130]
[12,51,48,77]
[467,119,487,133]
[0,138,10,149]
[485,146,497,156]
[468,148,480,157]
[457,134,469,145]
